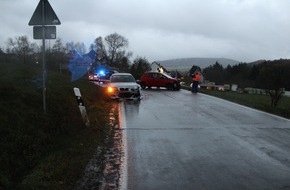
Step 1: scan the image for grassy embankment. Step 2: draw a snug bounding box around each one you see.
[0,61,117,189]
[182,85,290,119]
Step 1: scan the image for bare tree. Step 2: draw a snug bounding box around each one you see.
[48,38,67,70]
[258,61,286,107]
[105,33,128,66]
[65,41,86,55]
[52,38,66,53]
[95,33,130,68]
[6,36,35,64]
[75,42,87,55]
[95,36,108,63]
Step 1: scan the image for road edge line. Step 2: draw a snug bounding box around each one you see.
[119,102,128,190]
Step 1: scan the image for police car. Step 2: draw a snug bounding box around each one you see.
[89,69,118,84]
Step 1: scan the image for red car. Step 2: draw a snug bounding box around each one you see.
[139,71,181,90]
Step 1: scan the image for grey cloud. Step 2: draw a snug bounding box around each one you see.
[0,0,290,62]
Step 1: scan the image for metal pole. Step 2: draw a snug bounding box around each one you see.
[42,0,46,113]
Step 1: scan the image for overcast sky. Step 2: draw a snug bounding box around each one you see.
[1,0,290,63]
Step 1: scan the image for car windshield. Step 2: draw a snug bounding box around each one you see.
[162,73,174,79]
[110,75,136,83]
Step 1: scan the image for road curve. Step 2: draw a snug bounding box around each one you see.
[119,89,290,190]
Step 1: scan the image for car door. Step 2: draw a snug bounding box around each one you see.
[152,73,167,87]
[159,73,169,87]
[144,73,154,86]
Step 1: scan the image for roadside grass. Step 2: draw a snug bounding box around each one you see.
[0,61,116,189]
[182,85,290,119]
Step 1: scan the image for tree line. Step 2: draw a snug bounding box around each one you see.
[202,60,290,107]
[0,33,151,79]
[1,33,289,107]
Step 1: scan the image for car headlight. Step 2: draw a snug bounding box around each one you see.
[107,86,115,93]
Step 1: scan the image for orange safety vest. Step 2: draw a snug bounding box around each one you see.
[193,73,200,82]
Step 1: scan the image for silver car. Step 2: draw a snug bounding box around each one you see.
[105,73,141,100]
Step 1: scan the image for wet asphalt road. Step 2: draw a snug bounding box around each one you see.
[119,89,290,190]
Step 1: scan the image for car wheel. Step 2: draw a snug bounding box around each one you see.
[136,91,141,100]
[140,82,146,89]
[174,83,181,90]
[166,83,173,90]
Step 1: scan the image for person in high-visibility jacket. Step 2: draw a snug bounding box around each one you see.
[192,73,200,93]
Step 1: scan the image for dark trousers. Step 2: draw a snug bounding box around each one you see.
[192,81,199,93]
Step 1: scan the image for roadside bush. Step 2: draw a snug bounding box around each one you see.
[0,61,109,189]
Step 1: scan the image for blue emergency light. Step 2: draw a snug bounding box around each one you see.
[98,70,105,76]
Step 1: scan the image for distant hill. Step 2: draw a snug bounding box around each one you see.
[156,58,240,71]
[247,59,267,66]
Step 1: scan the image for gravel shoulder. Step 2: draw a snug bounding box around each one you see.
[75,103,124,190]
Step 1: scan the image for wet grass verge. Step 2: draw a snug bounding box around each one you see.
[181,85,290,119]
[0,61,118,189]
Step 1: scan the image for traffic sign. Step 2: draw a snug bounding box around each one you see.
[28,0,61,26]
[33,26,56,39]
[28,0,61,113]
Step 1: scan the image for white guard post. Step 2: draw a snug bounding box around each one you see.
[73,88,90,126]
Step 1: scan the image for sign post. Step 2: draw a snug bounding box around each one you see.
[41,0,46,114]
[28,0,61,114]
